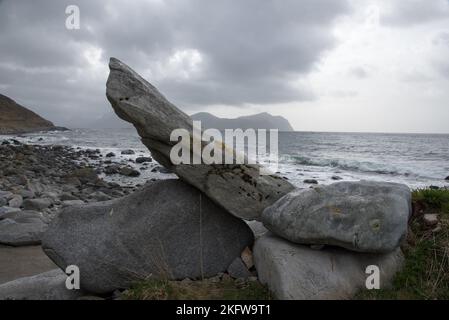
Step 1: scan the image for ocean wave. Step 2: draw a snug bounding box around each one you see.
[283,155,413,176]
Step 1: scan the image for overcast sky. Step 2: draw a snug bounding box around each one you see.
[1,0,448,133]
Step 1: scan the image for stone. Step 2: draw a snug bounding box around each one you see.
[60,193,79,201]
[8,195,23,208]
[0,216,47,246]
[0,206,21,218]
[62,200,85,207]
[23,198,52,211]
[104,165,120,175]
[445,176,449,181]
[42,179,254,294]
[121,149,135,155]
[119,167,140,177]
[68,168,98,184]
[227,258,252,279]
[151,166,171,174]
[303,179,318,184]
[262,181,411,253]
[423,214,439,227]
[90,191,111,202]
[331,176,343,181]
[16,189,35,199]
[245,221,268,239]
[105,58,294,220]
[0,269,84,300]
[253,233,404,300]
[240,247,254,269]
[135,156,152,164]
[106,152,116,157]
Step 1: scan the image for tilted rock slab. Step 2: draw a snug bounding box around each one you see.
[254,233,404,300]
[262,181,411,253]
[106,58,294,220]
[42,180,254,294]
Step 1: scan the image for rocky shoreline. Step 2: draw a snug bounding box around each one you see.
[0,58,414,300]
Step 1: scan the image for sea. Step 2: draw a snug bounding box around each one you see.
[6,128,449,190]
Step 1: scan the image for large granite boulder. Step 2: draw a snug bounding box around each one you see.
[0,269,83,300]
[106,58,294,220]
[262,181,411,253]
[0,210,48,246]
[253,233,404,300]
[42,179,254,294]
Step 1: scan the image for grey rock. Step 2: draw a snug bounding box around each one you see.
[0,206,21,217]
[16,189,35,199]
[0,216,47,246]
[119,167,140,177]
[253,233,404,300]
[262,181,411,253]
[106,152,116,157]
[303,179,318,184]
[23,198,52,211]
[8,195,23,208]
[135,156,152,164]
[90,191,111,202]
[42,179,254,294]
[62,200,85,207]
[445,176,449,181]
[105,58,294,220]
[60,193,79,201]
[245,221,269,239]
[121,149,135,155]
[423,214,439,227]
[227,258,252,279]
[0,269,84,300]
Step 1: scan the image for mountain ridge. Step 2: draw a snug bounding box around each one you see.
[191,112,294,131]
[0,94,66,134]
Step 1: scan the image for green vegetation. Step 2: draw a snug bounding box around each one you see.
[122,277,271,300]
[358,188,449,300]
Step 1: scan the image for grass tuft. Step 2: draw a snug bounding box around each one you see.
[121,277,271,300]
[357,188,449,300]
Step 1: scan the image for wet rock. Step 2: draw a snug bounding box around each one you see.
[121,149,135,155]
[303,179,318,184]
[106,152,115,158]
[119,167,140,177]
[135,156,152,164]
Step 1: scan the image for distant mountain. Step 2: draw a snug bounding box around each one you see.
[0,94,66,134]
[191,112,294,131]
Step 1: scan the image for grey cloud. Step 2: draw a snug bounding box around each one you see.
[381,0,449,27]
[0,0,350,127]
[349,67,369,79]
